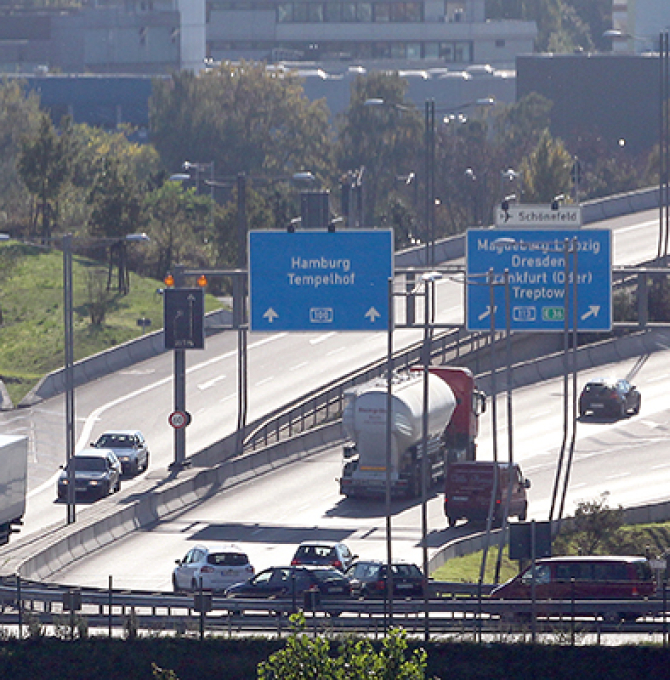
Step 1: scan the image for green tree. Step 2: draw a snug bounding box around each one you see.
[554,493,625,555]
[335,72,422,234]
[17,112,76,240]
[519,129,573,203]
[258,613,428,679]
[143,179,212,279]
[149,63,333,182]
[0,78,43,233]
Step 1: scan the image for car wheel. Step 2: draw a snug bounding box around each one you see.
[633,396,641,415]
[143,452,150,471]
[114,478,121,493]
[172,575,181,593]
[519,504,527,522]
[191,579,199,592]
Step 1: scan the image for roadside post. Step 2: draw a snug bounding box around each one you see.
[163,271,206,469]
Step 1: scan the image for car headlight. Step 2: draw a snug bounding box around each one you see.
[89,480,99,486]
[120,456,129,462]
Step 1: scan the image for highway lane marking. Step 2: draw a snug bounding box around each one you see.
[310,332,337,345]
[616,220,656,234]
[290,362,309,371]
[652,462,670,470]
[197,375,227,390]
[28,334,290,500]
[326,347,346,356]
[605,472,631,480]
[647,374,670,383]
[529,409,554,420]
[255,377,274,387]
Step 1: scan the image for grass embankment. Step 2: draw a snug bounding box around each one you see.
[431,520,670,584]
[0,241,222,406]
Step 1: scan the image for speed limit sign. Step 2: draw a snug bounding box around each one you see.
[169,410,191,429]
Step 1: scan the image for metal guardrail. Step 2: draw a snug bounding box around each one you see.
[3,578,670,640]
[240,326,493,453]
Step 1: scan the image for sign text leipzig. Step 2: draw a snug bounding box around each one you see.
[466,228,612,332]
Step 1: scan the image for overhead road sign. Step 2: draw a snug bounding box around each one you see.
[494,204,582,228]
[249,229,393,332]
[466,228,612,332]
[163,288,205,349]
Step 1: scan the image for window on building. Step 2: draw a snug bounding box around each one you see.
[308,3,324,21]
[374,3,390,22]
[496,39,505,47]
[358,2,372,21]
[293,1,309,21]
[341,1,357,21]
[278,3,292,22]
[325,2,340,21]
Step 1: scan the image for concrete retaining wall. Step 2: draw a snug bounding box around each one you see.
[18,307,232,407]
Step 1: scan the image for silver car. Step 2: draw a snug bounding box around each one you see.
[91,430,149,476]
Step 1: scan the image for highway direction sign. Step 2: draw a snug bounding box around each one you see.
[163,288,205,349]
[494,204,582,228]
[466,228,612,332]
[249,230,393,332]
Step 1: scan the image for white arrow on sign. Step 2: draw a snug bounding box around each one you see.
[581,305,600,321]
[365,307,381,323]
[263,307,279,323]
[478,305,497,321]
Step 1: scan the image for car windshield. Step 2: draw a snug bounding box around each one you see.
[310,569,344,582]
[71,456,107,472]
[207,553,249,567]
[96,434,134,448]
[296,545,334,559]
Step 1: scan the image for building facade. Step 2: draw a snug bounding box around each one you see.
[611,0,670,53]
[0,0,535,74]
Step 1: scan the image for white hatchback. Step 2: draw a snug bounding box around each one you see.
[172,545,254,592]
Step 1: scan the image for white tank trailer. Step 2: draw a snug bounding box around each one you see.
[339,369,468,499]
[0,434,27,544]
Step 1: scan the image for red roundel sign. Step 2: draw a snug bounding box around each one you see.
[168,410,190,429]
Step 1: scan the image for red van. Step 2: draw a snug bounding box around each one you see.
[444,461,529,527]
[490,555,655,620]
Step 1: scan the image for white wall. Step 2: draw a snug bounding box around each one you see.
[177,0,206,72]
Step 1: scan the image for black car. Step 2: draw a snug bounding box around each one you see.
[578,378,641,419]
[345,561,427,599]
[224,565,351,610]
[57,448,122,501]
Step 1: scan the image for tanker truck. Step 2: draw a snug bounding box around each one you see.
[339,366,486,499]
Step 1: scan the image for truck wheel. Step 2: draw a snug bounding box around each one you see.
[447,516,456,528]
[519,504,527,522]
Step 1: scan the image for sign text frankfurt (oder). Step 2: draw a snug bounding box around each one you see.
[466,228,611,332]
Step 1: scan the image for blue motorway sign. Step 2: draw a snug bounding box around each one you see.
[466,228,612,332]
[249,230,393,332]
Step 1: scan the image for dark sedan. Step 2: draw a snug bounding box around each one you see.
[578,378,641,419]
[224,565,351,611]
[345,561,427,599]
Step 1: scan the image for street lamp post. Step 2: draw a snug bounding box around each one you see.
[425,98,496,265]
[61,232,149,524]
[420,271,442,641]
